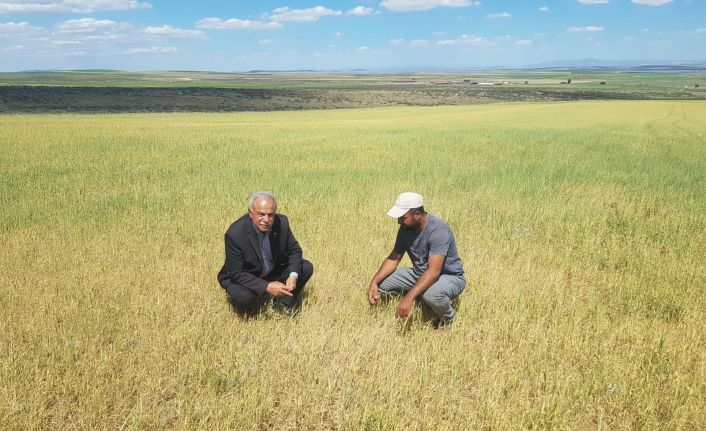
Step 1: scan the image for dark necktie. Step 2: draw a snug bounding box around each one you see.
[261,232,273,276]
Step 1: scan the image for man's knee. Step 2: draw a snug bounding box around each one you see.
[379,268,415,295]
[301,259,314,284]
[421,287,448,308]
[225,284,258,314]
[378,279,398,296]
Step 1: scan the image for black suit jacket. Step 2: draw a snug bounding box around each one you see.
[217,213,303,296]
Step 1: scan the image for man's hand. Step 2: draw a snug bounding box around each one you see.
[266,281,293,297]
[368,283,380,305]
[285,275,297,292]
[396,296,414,319]
[368,252,402,305]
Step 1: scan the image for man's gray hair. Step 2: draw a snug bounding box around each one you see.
[248,191,277,211]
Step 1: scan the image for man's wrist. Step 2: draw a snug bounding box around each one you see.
[289,272,299,280]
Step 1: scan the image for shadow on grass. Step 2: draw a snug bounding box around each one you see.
[370,294,463,334]
[225,282,314,321]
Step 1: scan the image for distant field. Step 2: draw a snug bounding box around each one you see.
[1,101,704,429]
[1,70,705,89]
[0,70,704,113]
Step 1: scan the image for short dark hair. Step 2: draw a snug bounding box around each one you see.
[409,206,426,214]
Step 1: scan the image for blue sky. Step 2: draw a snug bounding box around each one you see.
[0,0,704,71]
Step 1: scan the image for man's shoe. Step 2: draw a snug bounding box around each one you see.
[434,311,456,329]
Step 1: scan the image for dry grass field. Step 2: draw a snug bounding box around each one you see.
[1,101,705,429]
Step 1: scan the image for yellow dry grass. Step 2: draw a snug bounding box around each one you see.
[1,101,705,429]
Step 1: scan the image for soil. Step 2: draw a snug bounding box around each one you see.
[1,85,704,113]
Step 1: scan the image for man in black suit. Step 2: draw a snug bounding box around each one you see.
[217,191,313,315]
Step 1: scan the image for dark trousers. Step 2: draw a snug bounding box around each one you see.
[226,260,313,315]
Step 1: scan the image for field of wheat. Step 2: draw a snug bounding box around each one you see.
[1,101,704,429]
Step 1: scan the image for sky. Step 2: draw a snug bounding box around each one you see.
[0,0,704,71]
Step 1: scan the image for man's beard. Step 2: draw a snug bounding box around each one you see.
[401,222,419,231]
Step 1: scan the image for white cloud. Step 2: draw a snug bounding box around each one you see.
[389,38,405,44]
[56,49,87,56]
[539,6,549,12]
[50,39,81,45]
[694,28,706,34]
[258,39,272,44]
[380,0,474,12]
[409,39,429,46]
[567,26,604,32]
[0,17,214,64]
[145,25,205,38]
[269,6,341,22]
[0,20,42,32]
[487,12,510,18]
[516,39,532,45]
[3,17,136,49]
[437,34,491,46]
[82,33,123,41]
[0,0,151,14]
[335,31,343,37]
[577,0,608,4]
[195,17,282,30]
[432,31,447,36]
[357,46,368,51]
[25,46,87,56]
[631,0,673,5]
[127,46,177,54]
[345,6,373,16]
[56,18,120,33]
[0,44,23,51]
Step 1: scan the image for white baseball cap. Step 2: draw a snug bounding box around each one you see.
[387,192,424,218]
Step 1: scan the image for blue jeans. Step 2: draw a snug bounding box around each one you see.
[378,268,466,323]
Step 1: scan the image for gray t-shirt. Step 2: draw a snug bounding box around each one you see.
[393,214,464,276]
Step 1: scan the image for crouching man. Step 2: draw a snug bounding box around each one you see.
[218,191,313,315]
[368,192,465,326]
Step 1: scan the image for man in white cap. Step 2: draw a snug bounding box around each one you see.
[367,192,466,325]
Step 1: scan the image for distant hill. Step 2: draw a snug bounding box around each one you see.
[525,58,706,71]
[12,62,706,74]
